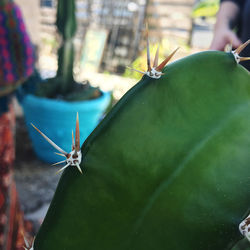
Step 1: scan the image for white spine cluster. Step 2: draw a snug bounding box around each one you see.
[239,214,250,241]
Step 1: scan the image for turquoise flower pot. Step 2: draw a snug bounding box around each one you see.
[21,91,111,163]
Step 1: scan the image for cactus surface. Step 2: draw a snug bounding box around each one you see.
[56,0,76,94]
[33,48,250,249]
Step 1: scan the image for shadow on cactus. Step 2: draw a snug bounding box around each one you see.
[35,0,101,101]
[29,38,250,249]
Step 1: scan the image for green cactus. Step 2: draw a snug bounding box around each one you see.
[32,40,250,249]
[55,0,76,94]
[36,0,101,100]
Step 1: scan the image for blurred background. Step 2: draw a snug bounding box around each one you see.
[18,0,218,79]
[13,0,219,236]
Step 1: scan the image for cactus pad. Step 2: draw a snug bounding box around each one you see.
[33,48,250,249]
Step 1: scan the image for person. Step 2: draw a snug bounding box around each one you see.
[0,0,35,249]
[210,0,250,70]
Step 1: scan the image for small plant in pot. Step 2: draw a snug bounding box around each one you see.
[20,0,111,163]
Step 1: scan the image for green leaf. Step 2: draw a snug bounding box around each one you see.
[192,0,219,18]
[34,51,250,249]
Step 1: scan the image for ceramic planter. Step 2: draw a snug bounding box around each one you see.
[21,91,111,163]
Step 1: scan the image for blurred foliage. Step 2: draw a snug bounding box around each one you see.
[41,37,58,50]
[192,0,219,18]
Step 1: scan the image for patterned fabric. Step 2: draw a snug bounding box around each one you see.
[0,1,34,96]
[0,105,25,250]
[0,2,35,248]
[0,95,11,115]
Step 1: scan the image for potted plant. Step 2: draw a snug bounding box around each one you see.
[19,0,111,163]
